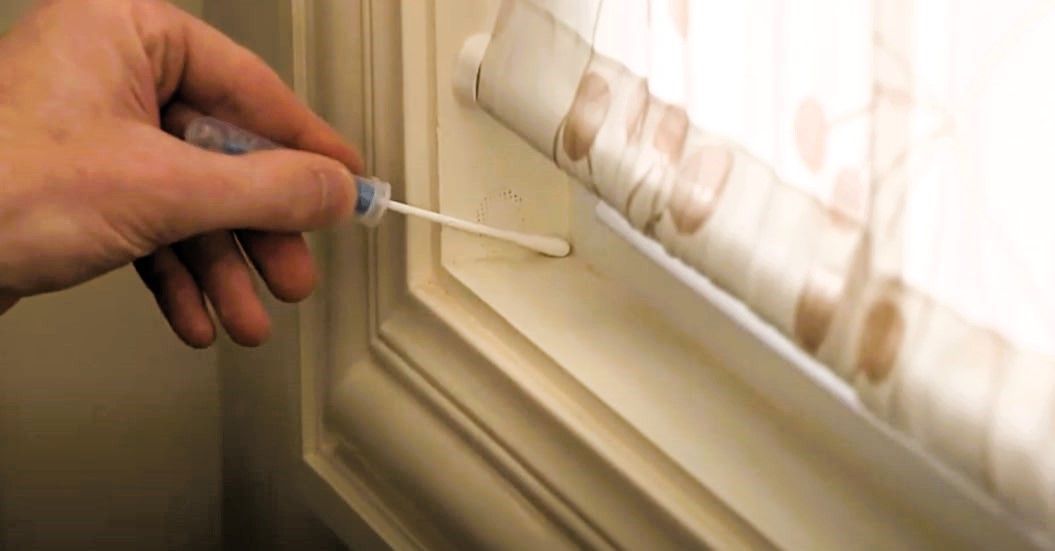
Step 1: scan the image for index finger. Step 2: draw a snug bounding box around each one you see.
[146,3,364,173]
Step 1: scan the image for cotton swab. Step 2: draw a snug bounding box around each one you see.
[386,200,571,257]
[184,116,572,258]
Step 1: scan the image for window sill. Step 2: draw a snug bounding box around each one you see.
[441,187,1036,549]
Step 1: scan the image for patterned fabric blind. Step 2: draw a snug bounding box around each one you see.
[471,0,1055,535]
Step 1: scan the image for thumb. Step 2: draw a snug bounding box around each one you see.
[162,143,359,238]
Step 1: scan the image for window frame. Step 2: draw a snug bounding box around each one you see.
[295,1,766,548]
[288,1,1041,549]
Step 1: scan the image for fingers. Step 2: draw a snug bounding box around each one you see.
[205,145,358,233]
[116,129,325,347]
[238,231,317,303]
[135,233,313,348]
[147,5,363,172]
[134,248,216,348]
[0,293,18,315]
[161,103,319,303]
[162,102,205,138]
[173,232,271,347]
[129,134,357,241]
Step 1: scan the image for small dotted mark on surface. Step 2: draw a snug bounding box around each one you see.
[475,189,525,225]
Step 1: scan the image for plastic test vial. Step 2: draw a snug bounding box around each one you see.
[184,116,392,227]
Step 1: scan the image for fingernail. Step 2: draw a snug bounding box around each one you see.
[316,165,357,222]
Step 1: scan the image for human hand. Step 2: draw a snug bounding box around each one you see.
[0,0,363,347]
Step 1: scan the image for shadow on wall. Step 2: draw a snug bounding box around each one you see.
[0,1,218,550]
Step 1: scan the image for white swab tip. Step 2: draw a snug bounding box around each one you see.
[532,236,573,258]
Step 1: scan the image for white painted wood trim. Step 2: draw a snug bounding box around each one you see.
[589,200,1043,549]
[288,1,1041,549]
[293,1,769,549]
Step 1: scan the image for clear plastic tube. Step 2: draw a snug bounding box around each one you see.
[352,176,390,227]
[184,116,391,226]
[185,116,281,154]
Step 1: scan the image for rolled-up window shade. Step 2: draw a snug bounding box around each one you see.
[470,0,1055,536]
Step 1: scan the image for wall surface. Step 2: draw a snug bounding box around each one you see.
[201,2,347,549]
[0,1,219,550]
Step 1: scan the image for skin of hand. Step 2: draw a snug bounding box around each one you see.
[0,0,364,347]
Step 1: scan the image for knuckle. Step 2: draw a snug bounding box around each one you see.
[282,162,330,226]
[308,159,353,223]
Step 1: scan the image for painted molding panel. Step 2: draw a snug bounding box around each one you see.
[283,1,1038,550]
[293,1,769,549]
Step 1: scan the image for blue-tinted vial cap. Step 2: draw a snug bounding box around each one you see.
[354,177,391,227]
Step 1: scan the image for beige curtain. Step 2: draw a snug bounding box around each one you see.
[474,0,1055,536]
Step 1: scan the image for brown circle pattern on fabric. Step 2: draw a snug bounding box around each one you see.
[794,267,844,353]
[794,98,828,173]
[857,289,906,382]
[654,105,690,160]
[668,145,733,234]
[562,72,611,161]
